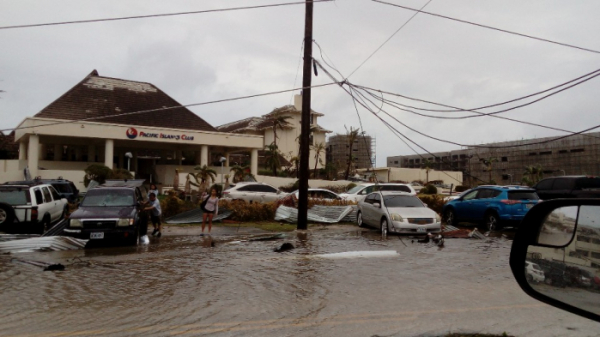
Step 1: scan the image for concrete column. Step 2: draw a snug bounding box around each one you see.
[38,144,46,160]
[28,135,39,178]
[104,139,114,169]
[251,149,258,176]
[75,147,83,162]
[88,145,96,162]
[225,152,230,167]
[18,142,26,160]
[200,146,208,167]
[54,144,62,161]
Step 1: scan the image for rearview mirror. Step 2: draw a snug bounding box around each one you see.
[510,199,600,322]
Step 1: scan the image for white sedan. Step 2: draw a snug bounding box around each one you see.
[357,191,441,235]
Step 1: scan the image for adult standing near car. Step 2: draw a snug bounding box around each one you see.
[201,188,219,235]
[144,192,163,237]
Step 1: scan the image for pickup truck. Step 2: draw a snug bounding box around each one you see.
[0,182,69,234]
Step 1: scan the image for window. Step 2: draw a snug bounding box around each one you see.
[592,252,600,259]
[508,191,539,200]
[33,189,43,204]
[259,185,278,193]
[576,249,589,257]
[570,148,585,153]
[394,161,398,164]
[477,189,499,199]
[577,235,591,242]
[42,187,52,203]
[535,179,553,190]
[49,186,61,201]
[553,178,574,190]
[539,151,552,155]
[529,152,537,156]
[558,150,568,154]
[463,190,479,200]
[501,157,508,162]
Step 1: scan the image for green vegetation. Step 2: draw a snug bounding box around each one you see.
[83,164,133,187]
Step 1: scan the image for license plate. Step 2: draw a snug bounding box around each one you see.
[90,232,104,239]
[417,227,427,233]
[526,204,534,209]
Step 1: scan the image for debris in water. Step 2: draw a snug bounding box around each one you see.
[12,258,66,271]
[0,236,88,254]
[314,251,399,259]
[274,242,294,252]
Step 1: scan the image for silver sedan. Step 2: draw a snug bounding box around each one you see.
[357,191,441,235]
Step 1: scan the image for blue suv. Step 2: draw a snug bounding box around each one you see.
[442,186,540,231]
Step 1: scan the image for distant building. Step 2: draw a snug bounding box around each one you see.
[217,95,331,169]
[326,133,375,174]
[387,131,600,186]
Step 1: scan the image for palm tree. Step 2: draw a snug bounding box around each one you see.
[267,115,292,147]
[230,165,254,183]
[344,127,360,180]
[312,142,326,179]
[264,143,280,176]
[189,165,217,193]
[422,159,433,183]
[523,164,544,186]
[481,157,498,184]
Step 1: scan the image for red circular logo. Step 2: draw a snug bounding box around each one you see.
[126,127,138,139]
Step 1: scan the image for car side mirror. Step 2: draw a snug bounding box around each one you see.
[373,202,381,208]
[510,199,600,322]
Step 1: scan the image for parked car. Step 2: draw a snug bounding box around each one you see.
[0,181,68,234]
[443,185,540,231]
[339,183,416,202]
[534,176,600,200]
[525,261,545,283]
[281,188,342,201]
[63,180,147,245]
[222,182,283,203]
[39,178,80,203]
[357,191,441,235]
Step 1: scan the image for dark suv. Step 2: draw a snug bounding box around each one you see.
[534,176,600,200]
[39,179,79,203]
[442,185,540,231]
[63,180,148,245]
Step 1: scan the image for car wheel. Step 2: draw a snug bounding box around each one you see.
[485,212,501,231]
[0,202,16,229]
[39,215,51,234]
[381,218,388,236]
[357,212,364,227]
[127,229,140,246]
[444,209,456,227]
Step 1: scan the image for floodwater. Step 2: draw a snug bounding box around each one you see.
[0,227,597,337]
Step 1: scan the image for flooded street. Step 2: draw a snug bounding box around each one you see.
[1,226,598,337]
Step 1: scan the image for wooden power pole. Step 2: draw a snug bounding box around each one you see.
[297,0,313,230]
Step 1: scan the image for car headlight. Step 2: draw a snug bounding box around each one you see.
[70,219,82,228]
[390,213,404,222]
[435,214,441,222]
[117,218,134,227]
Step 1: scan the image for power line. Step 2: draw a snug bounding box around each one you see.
[372,0,600,55]
[347,0,433,78]
[2,82,336,133]
[0,0,334,30]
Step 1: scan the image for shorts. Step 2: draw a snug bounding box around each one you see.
[204,210,215,215]
[150,214,161,226]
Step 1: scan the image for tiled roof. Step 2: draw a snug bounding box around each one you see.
[34,70,217,132]
[263,105,324,117]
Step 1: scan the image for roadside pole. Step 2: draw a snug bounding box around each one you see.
[297,0,313,230]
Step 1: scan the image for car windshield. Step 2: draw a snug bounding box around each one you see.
[508,190,539,200]
[81,189,135,207]
[383,195,424,208]
[346,185,367,194]
[0,188,31,205]
[379,185,412,193]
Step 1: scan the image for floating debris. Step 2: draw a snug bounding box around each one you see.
[309,205,357,223]
[12,258,66,271]
[164,209,232,224]
[314,250,399,259]
[274,205,353,224]
[274,242,294,252]
[42,219,68,237]
[0,236,88,254]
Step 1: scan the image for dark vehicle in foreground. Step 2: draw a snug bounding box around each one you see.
[510,198,600,323]
[63,180,147,245]
[534,175,600,200]
[443,185,540,231]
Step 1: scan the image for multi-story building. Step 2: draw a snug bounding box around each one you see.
[387,132,600,186]
[326,133,374,174]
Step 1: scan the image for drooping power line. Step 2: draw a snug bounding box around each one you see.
[0,0,334,30]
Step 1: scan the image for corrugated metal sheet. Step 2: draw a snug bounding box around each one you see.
[310,205,358,223]
[0,236,88,254]
[274,205,353,224]
[164,209,232,224]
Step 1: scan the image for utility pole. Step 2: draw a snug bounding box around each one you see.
[297,0,313,230]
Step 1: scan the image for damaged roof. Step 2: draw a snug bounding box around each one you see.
[217,105,331,134]
[34,70,218,132]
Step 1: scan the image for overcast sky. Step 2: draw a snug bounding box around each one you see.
[1,0,599,166]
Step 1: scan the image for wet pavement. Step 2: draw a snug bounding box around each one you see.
[0,225,598,337]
